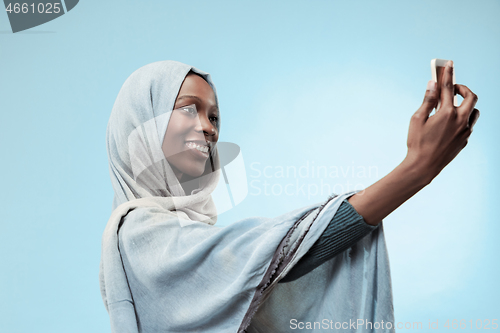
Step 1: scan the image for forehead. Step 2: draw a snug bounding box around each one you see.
[177,74,216,103]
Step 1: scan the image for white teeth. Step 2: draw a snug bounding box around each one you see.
[186,142,209,153]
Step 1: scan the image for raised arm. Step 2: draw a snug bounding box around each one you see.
[348,61,480,226]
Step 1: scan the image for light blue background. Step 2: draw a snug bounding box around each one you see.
[1,1,498,332]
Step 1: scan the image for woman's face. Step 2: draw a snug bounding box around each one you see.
[162,73,219,181]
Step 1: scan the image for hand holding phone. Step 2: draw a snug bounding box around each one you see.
[431,58,457,111]
[404,60,479,184]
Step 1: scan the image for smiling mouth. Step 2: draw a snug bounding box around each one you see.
[185,141,210,158]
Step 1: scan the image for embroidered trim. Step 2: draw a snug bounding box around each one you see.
[238,193,339,333]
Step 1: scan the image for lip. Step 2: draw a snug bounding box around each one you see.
[185,141,209,159]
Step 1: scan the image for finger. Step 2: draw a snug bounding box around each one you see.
[414,80,438,121]
[455,84,479,117]
[440,60,455,109]
[468,108,480,130]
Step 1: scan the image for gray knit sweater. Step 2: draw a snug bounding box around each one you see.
[279,198,378,283]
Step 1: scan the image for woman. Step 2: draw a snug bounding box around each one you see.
[99,60,479,332]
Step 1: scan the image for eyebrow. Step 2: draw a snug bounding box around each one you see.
[176,95,219,112]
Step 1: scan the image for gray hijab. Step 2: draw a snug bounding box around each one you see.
[106,60,220,223]
[99,60,395,332]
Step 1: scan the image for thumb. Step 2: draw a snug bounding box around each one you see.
[414,80,439,121]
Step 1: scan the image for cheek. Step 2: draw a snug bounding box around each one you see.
[163,117,191,151]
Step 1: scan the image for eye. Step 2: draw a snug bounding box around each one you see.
[209,116,218,124]
[174,104,198,116]
[177,104,197,116]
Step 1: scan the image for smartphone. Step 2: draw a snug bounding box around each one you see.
[431,58,457,111]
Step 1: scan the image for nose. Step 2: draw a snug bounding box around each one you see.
[194,113,217,138]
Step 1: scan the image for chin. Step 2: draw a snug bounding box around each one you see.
[182,165,207,179]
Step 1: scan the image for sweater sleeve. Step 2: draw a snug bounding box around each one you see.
[279,198,378,283]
